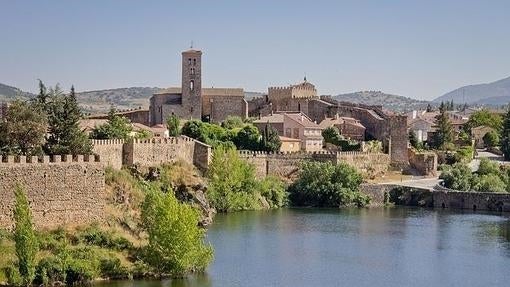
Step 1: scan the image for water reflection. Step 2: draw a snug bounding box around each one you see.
[96,207,510,287]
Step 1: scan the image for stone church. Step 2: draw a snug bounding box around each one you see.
[150,48,247,125]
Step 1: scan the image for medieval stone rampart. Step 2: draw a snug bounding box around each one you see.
[433,185,510,212]
[92,136,211,170]
[0,154,105,229]
[238,150,390,179]
[408,149,438,176]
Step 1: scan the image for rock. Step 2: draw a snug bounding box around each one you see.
[174,183,216,227]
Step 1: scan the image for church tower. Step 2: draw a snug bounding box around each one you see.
[181,48,202,119]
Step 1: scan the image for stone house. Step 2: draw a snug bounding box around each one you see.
[279,136,301,152]
[253,112,323,151]
[319,114,366,141]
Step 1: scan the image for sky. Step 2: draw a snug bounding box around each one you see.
[1,0,510,100]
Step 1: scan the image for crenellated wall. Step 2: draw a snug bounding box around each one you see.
[238,150,390,180]
[92,136,211,170]
[92,139,124,169]
[0,154,105,229]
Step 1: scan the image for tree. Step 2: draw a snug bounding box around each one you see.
[426,104,433,112]
[260,124,281,152]
[483,130,500,148]
[44,85,92,155]
[288,161,369,207]
[233,125,260,150]
[221,116,244,130]
[0,100,47,156]
[34,79,48,107]
[207,146,260,212]
[141,185,213,276]
[322,126,343,145]
[409,130,419,149]
[465,109,502,132]
[430,106,454,150]
[501,107,510,160]
[13,185,38,286]
[166,114,180,137]
[90,107,132,140]
[439,163,473,191]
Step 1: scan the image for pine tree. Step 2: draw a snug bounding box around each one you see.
[13,185,38,286]
[35,79,48,107]
[44,85,92,155]
[261,124,281,152]
[431,105,454,150]
[409,130,419,149]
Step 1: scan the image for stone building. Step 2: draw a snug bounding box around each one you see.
[253,112,323,152]
[150,48,247,125]
[248,80,409,165]
[319,114,366,141]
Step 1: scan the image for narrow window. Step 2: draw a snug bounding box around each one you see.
[193,59,196,65]
[188,58,192,65]
[190,80,194,91]
[191,68,195,75]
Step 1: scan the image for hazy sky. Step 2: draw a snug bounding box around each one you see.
[1,0,509,100]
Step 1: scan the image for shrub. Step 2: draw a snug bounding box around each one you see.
[207,146,260,212]
[474,174,507,193]
[439,163,473,191]
[288,161,369,207]
[483,130,500,148]
[141,185,213,276]
[258,176,288,208]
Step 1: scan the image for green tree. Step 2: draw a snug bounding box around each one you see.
[141,186,213,276]
[430,106,454,150]
[465,109,502,132]
[221,116,245,130]
[474,174,507,193]
[501,107,510,160]
[409,130,419,149]
[44,85,92,155]
[13,185,38,286]
[483,130,500,148]
[322,126,342,145]
[260,124,281,152]
[0,100,47,156]
[288,161,369,207]
[233,125,260,150]
[207,146,260,212]
[426,104,433,112]
[90,107,133,140]
[166,114,180,137]
[439,163,473,191]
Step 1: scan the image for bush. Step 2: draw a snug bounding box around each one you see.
[258,176,288,208]
[207,146,261,212]
[288,161,369,207]
[439,163,473,191]
[141,185,213,276]
[75,225,133,251]
[474,174,507,193]
[483,130,500,148]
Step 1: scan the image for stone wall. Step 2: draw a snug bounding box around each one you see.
[210,96,248,123]
[92,136,211,170]
[92,139,124,169]
[408,149,438,176]
[239,151,390,180]
[433,185,510,212]
[0,155,105,229]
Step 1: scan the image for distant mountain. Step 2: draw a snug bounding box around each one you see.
[434,76,510,106]
[76,87,160,113]
[333,91,430,112]
[0,83,35,101]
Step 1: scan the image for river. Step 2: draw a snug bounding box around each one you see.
[96,207,510,287]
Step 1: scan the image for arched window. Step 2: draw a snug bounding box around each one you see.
[191,68,195,75]
[188,58,192,65]
[193,59,196,65]
[190,80,194,91]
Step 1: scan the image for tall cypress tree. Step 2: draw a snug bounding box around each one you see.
[500,107,510,160]
[431,105,454,150]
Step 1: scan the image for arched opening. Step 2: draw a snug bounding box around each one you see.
[190,80,194,91]
[441,203,446,208]
[473,204,477,211]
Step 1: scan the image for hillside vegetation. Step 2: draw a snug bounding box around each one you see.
[334,91,430,112]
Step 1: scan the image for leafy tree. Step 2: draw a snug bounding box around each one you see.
[474,174,507,193]
[409,130,419,149]
[260,124,281,152]
[465,109,502,132]
[322,126,342,145]
[233,125,260,150]
[483,130,500,148]
[0,100,47,156]
[258,176,288,208]
[430,106,454,150]
[206,146,260,212]
[439,163,473,191]
[221,116,245,130]
[141,185,213,276]
[90,107,132,140]
[44,85,92,155]
[166,114,180,137]
[13,185,39,286]
[426,104,433,112]
[288,161,369,207]
[501,107,510,160]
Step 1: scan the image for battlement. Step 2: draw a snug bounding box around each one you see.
[0,154,100,164]
[238,150,372,157]
[91,139,125,145]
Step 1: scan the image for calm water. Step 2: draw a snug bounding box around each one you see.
[96,208,510,287]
